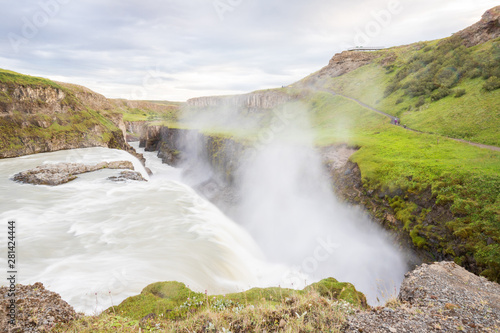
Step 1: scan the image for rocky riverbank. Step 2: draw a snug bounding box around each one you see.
[3,262,499,332]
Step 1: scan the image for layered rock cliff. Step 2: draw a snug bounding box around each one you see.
[456,5,500,47]
[316,51,380,80]
[186,89,292,113]
[139,125,245,205]
[0,71,150,163]
[0,82,123,158]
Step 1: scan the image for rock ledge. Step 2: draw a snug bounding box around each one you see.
[13,161,145,185]
[344,261,500,332]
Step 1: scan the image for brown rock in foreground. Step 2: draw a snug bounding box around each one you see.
[0,282,77,332]
[343,261,500,332]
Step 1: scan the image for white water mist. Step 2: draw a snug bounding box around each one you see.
[199,102,408,303]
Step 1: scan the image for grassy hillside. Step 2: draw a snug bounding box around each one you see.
[293,37,500,280]
[322,37,500,146]
[0,68,65,89]
[112,100,181,122]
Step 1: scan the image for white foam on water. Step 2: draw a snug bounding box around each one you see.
[0,145,288,314]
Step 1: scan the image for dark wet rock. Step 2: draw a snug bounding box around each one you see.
[108,170,147,182]
[13,161,136,185]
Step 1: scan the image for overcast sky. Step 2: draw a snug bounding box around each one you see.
[1,0,497,101]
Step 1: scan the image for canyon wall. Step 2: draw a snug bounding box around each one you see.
[186,90,292,113]
[0,81,145,163]
[138,124,245,190]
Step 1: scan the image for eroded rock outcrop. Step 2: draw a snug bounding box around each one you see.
[317,51,380,79]
[13,161,142,185]
[343,261,500,332]
[126,121,148,141]
[139,125,163,151]
[456,5,500,47]
[187,90,291,112]
[0,282,77,332]
[0,84,69,116]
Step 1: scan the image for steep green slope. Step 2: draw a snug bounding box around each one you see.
[321,37,500,146]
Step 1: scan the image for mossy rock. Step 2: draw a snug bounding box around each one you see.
[305,277,367,308]
[225,286,295,307]
[142,281,192,300]
[110,278,368,320]
[110,282,205,320]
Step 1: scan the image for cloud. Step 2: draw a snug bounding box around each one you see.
[0,0,497,101]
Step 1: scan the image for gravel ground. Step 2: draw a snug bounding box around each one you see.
[343,261,500,332]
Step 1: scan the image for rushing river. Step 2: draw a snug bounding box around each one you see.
[0,142,407,314]
[0,144,290,314]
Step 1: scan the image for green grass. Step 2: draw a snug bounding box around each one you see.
[121,112,149,122]
[0,68,64,90]
[55,279,363,332]
[396,79,500,145]
[114,105,181,123]
[323,37,500,146]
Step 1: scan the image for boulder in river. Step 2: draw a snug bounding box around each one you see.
[12,161,141,185]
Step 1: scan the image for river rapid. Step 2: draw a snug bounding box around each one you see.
[0,144,289,314]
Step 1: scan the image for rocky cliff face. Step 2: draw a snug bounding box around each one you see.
[140,124,245,190]
[293,50,385,88]
[187,90,292,113]
[317,51,380,79]
[456,5,500,47]
[0,79,145,164]
[0,83,70,115]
